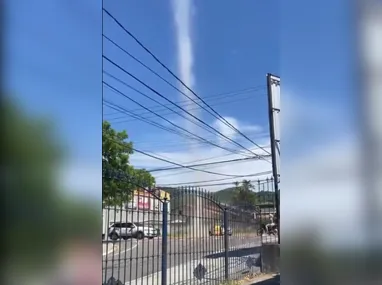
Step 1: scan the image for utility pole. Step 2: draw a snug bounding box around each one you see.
[266,74,281,244]
[357,0,382,248]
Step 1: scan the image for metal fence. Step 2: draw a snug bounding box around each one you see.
[255,178,279,245]
[102,173,278,285]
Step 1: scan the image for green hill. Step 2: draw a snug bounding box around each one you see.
[211,187,236,203]
[159,186,277,206]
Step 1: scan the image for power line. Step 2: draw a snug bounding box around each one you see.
[103,117,267,179]
[104,85,265,118]
[156,171,272,186]
[102,169,163,201]
[157,179,274,188]
[104,135,259,178]
[104,71,241,148]
[102,8,271,156]
[103,33,268,133]
[103,59,269,162]
[131,147,260,178]
[104,102,255,163]
[109,93,263,124]
[154,154,270,178]
[105,102,268,152]
[104,100,207,144]
[103,100,267,157]
[104,82,253,157]
[151,146,271,179]
[104,98,268,151]
[122,133,269,150]
[104,100,251,158]
[132,139,268,155]
[148,155,271,172]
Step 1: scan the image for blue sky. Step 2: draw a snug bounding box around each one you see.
[5,0,355,198]
[5,0,102,164]
[102,0,279,156]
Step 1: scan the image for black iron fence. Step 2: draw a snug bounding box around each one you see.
[102,172,278,284]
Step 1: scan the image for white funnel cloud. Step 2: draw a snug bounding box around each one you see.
[171,0,198,122]
[171,0,205,167]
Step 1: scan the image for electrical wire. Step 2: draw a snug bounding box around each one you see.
[119,133,268,151]
[109,93,263,124]
[154,153,270,178]
[148,155,271,172]
[147,145,271,179]
[104,135,260,178]
[156,171,273,186]
[102,59,269,162]
[157,178,273,188]
[104,99,268,151]
[103,100,267,157]
[104,100,208,144]
[104,71,244,149]
[104,100,251,158]
[105,104,268,152]
[131,147,262,178]
[104,85,265,118]
[104,33,268,136]
[104,82,254,157]
[102,8,271,156]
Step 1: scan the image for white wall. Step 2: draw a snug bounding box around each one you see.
[102,201,171,235]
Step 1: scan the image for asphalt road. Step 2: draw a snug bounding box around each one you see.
[102,234,261,284]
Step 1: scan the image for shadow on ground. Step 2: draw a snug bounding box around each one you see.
[204,246,262,259]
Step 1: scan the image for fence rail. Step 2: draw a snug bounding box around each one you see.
[102,173,278,285]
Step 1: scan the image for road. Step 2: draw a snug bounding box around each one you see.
[102,234,261,284]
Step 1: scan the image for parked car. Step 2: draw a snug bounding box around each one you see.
[209,224,232,236]
[108,222,158,241]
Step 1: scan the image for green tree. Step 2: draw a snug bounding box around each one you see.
[3,97,64,266]
[102,121,155,206]
[232,179,257,209]
[3,96,99,270]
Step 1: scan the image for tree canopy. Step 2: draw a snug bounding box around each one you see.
[232,179,258,209]
[102,121,155,206]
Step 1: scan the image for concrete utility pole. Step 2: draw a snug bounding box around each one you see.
[266,74,281,244]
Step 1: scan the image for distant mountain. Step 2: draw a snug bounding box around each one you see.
[159,186,278,207]
[211,187,236,203]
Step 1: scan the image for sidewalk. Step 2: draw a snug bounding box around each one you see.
[129,243,261,285]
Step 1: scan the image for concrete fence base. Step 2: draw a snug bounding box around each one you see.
[261,244,280,274]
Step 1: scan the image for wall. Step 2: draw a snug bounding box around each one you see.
[102,203,171,235]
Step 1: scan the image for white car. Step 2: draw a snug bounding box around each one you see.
[108,222,158,241]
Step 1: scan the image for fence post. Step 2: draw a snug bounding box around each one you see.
[223,208,229,280]
[161,199,168,285]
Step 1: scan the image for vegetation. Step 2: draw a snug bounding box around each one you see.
[102,121,155,206]
[159,181,278,215]
[231,180,258,209]
[211,180,276,209]
[3,95,99,271]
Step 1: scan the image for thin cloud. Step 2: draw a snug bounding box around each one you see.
[212,116,264,143]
